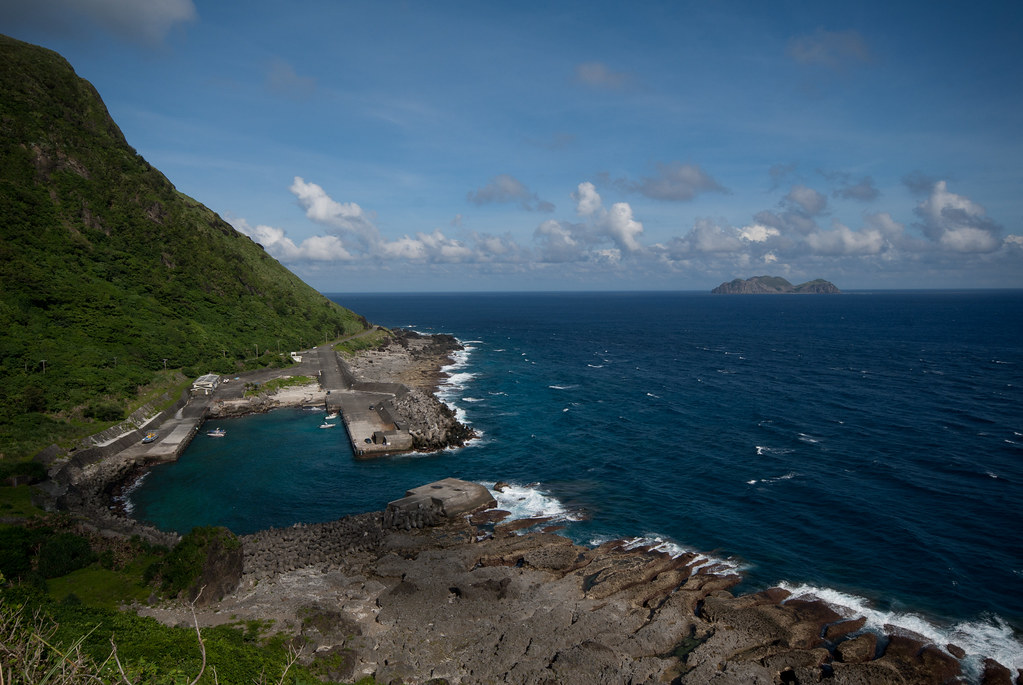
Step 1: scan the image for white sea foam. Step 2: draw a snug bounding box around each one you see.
[747,471,798,486]
[115,471,151,515]
[480,482,583,524]
[798,433,820,444]
[616,535,744,575]
[646,392,660,399]
[463,397,484,403]
[436,341,476,427]
[587,364,604,368]
[549,384,577,390]
[777,582,1023,675]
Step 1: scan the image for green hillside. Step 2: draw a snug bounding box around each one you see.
[0,35,369,459]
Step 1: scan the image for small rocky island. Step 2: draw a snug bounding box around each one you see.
[712,276,841,294]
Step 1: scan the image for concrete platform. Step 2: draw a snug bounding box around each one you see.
[383,478,496,529]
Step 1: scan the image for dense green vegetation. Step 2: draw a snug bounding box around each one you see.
[333,329,392,356]
[0,516,380,683]
[0,34,370,460]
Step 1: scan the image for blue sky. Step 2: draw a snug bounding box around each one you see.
[4,1,1022,291]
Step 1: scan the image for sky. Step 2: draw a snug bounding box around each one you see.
[3,0,1022,292]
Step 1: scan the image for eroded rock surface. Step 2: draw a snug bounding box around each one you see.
[138,505,982,685]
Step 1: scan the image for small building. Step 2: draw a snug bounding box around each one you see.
[192,373,221,395]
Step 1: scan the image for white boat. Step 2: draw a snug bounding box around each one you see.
[325,412,338,419]
[318,422,336,429]
[207,427,226,437]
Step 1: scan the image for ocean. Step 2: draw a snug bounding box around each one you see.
[129,291,1023,672]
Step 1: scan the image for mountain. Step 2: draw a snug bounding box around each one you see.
[711,276,841,294]
[0,35,368,458]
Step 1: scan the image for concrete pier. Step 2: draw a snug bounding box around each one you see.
[314,345,414,457]
[383,478,496,529]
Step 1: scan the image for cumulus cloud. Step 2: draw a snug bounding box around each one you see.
[230,218,352,261]
[787,28,872,68]
[266,59,316,99]
[290,177,381,250]
[739,224,781,243]
[784,184,828,215]
[1,0,197,45]
[806,222,886,255]
[573,182,603,217]
[533,183,646,261]
[915,181,1002,253]
[612,162,728,201]
[575,61,632,90]
[467,174,554,212]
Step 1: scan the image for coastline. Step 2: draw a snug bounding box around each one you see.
[31,331,1021,683]
[130,483,1011,685]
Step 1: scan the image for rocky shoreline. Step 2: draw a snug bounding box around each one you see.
[136,489,1016,685]
[32,333,1020,684]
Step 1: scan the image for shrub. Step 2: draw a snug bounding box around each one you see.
[37,532,96,578]
[83,399,123,422]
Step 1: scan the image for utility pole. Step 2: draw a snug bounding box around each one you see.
[254,344,258,357]
[40,359,46,374]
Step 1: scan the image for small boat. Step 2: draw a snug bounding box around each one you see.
[325,412,338,419]
[142,431,158,444]
[207,427,226,437]
[318,422,337,429]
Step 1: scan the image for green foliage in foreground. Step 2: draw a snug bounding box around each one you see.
[0,586,377,684]
[0,35,371,459]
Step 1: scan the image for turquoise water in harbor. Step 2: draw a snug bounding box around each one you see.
[130,290,1023,670]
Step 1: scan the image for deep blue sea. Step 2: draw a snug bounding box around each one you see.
[130,291,1023,671]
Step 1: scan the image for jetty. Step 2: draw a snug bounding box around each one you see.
[315,345,414,456]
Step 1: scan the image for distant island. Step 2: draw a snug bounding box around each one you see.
[712,275,841,294]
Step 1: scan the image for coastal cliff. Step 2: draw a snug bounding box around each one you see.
[712,276,842,294]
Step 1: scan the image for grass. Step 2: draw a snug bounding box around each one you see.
[0,485,47,518]
[46,560,155,610]
[334,328,392,356]
[243,375,315,397]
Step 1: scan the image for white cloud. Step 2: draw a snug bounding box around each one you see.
[289,177,380,250]
[739,224,781,243]
[534,219,583,263]
[604,202,644,253]
[573,182,603,217]
[915,181,1001,253]
[806,222,885,255]
[230,218,352,261]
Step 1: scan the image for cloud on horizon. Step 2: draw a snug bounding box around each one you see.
[232,176,1022,287]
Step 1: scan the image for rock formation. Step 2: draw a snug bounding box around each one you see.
[142,478,990,685]
[712,276,841,294]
